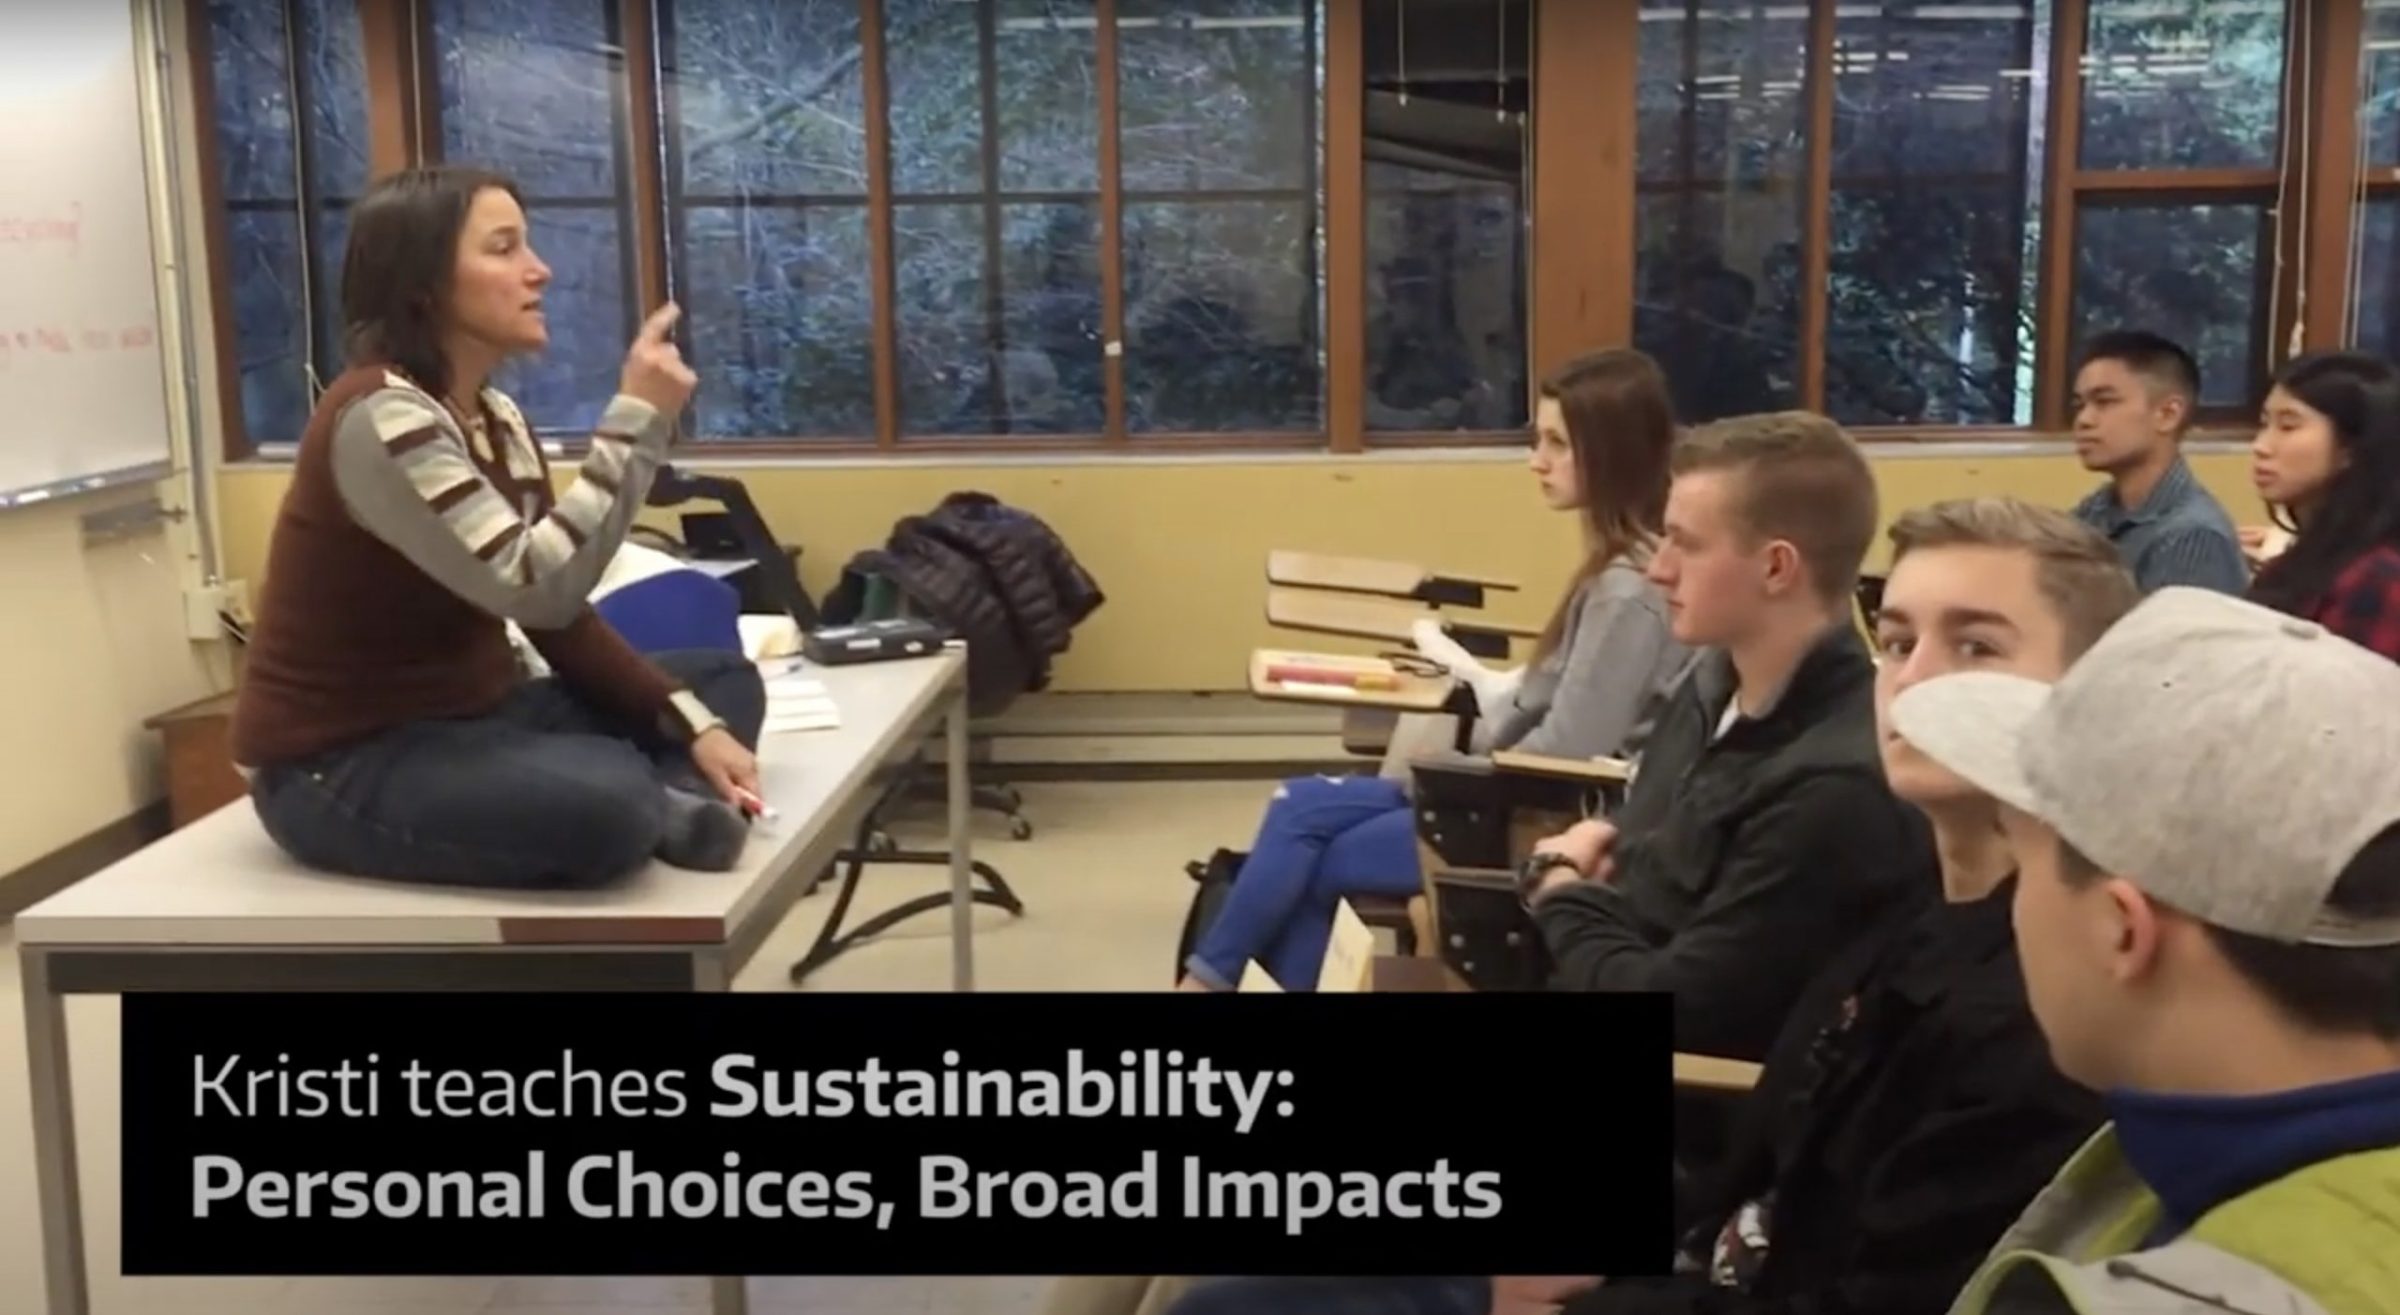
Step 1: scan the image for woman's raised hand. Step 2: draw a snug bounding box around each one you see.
[620,303,698,417]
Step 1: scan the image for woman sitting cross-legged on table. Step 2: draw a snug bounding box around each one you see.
[1178,348,1693,992]
[229,165,767,890]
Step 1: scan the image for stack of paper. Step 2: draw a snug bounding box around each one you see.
[759,661,841,735]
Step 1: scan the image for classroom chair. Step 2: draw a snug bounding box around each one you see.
[1266,549,1521,610]
[1404,750,1758,1168]
[1259,549,1537,761]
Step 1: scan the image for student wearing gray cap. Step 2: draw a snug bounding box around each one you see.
[1889,585,2400,1315]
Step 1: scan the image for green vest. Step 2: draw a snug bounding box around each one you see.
[1946,1126,2400,1315]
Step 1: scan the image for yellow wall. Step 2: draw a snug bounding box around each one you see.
[0,498,228,874]
[215,446,2265,693]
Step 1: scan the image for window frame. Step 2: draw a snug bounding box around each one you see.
[189,0,2383,462]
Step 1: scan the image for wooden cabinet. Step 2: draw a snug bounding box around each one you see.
[144,691,246,830]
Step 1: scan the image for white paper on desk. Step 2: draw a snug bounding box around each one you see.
[764,681,840,726]
[1317,899,1376,993]
[764,694,840,729]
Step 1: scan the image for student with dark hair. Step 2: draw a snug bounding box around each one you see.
[2246,349,2400,662]
[1892,585,2400,1315]
[230,165,767,889]
[1176,348,1691,993]
[2067,330,2248,595]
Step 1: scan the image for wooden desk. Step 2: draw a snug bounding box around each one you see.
[1372,954,1471,992]
[1365,959,1760,1091]
[18,650,973,1315]
[1675,1053,1764,1093]
[1264,587,1536,656]
[1267,551,1518,607]
[1248,648,1455,712]
[142,690,245,830]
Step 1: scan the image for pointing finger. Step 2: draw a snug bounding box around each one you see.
[636,302,682,344]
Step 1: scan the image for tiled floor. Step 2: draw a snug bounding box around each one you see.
[0,780,1272,1315]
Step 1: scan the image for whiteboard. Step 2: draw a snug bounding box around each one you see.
[0,0,176,509]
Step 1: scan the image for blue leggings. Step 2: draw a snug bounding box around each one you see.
[1185,775,1423,990]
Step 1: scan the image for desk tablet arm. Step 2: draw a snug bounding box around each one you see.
[1433,618,1523,662]
[1488,750,1631,786]
[1674,1053,1763,1093]
[647,465,820,628]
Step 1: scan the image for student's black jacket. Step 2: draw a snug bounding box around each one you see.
[1530,623,1933,1060]
[1565,878,2106,1315]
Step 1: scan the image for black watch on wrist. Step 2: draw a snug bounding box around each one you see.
[1516,851,1581,906]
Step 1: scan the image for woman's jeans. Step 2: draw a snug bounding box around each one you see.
[1186,774,1422,990]
[248,649,767,889]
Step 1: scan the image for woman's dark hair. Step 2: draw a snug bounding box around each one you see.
[2249,350,2400,616]
[1531,348,1678,662]
[340,166,524,401]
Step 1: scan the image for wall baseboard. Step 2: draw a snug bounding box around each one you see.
[0,801,171,920]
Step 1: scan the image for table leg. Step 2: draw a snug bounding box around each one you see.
[687,950,750,1315]
[947,685,974,993]
[23,948,90,1315]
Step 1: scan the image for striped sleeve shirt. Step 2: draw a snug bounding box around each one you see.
[326,377,672,631]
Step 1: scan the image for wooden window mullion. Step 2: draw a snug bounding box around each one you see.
[1796,0,1837,412]
[620,0,670,316]
[1097,0,1127,444]
[2031,0,2089,431]
[2299,0,2365,350]
[1324,0,1365,452]
[861,0,899,449]
[358,0,422,172]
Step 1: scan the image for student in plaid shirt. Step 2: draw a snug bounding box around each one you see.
[2247,351,2400,663]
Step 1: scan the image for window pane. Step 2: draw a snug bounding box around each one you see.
[2357,197,2400,362]
[1364,0,1526,433]
[1824,1,2046,426]
[431,0,626,197]
[1119,0,1314,193]
[207,0,297,201]
[884,0,1100,196]
[2072,202,2269,410]
[665,0,867,198]
[205,0,370,201]
[894,202,1107,435]
[679,205,877,439]
[494,207,635,434]
[2367,0,2400,165]
[1123,200,1321,432]
[297,0,371,197]
[663,0,873,440]
[1634,0,1805,424]
[2078,0,2285,171]
[203,0,368,448]
[311,203,351,378]
[224,208,311,444]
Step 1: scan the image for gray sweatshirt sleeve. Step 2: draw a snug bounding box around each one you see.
[1500,569,1676,760]
[327,386,670,630]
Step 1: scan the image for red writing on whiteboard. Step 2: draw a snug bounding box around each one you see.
[0,322,159,373]
[0,203,83,256]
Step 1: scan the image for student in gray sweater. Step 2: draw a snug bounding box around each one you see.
[1179,349,1692,991]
